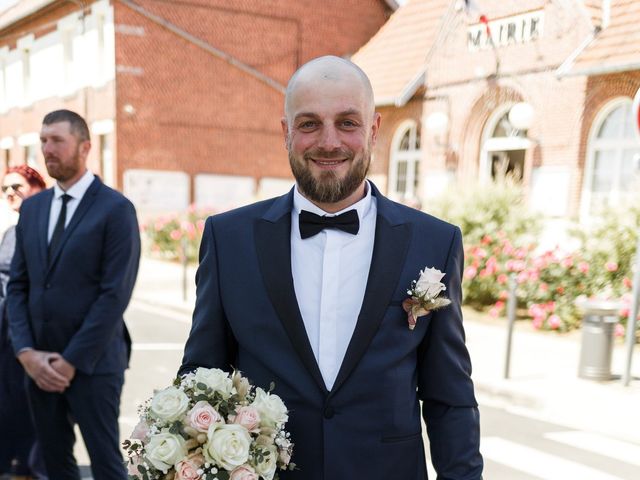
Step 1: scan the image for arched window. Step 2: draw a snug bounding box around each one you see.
[388,121,421,201]
[480,104,531,183]
[581,99,640,218]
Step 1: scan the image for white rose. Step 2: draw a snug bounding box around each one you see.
[150,386,190,423]
[204,424,252,471]
[253,445,278,480]
[415,267,446,298]
[251,388,288,427]
[194,367,235,398]
[144,431,187,473]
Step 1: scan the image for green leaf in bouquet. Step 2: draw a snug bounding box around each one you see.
[216,471,230,480]
[169,420,182,435]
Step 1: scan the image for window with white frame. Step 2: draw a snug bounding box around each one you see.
[388,121,421,201]
[582,99,640,218]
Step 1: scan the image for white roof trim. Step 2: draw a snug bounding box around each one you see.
[373,68,426,107]
[0,1,56,32]
[555,30,597,77]
[560,61,640,77]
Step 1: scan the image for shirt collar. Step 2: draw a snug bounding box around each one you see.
[293,180,373,221]
[53,170,95,200]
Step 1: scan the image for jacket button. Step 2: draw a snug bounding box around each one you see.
[45,283,51,289]
[323,406,334,419]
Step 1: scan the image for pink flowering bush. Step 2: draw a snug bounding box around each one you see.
[431,182,639,334]
[143,205,213,263]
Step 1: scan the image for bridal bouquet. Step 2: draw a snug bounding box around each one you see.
[123,367,294,480]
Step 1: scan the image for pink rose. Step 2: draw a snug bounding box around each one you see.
[233,406,261,432]
[464,266,477,280]
[548,315,561,330]
[130,420,150,441]
[605,261,618,272]
[175,453,205,480]
[230,465,259,480]
[578,261,589,274]
[615,324,625,337]
[187,401,223,433]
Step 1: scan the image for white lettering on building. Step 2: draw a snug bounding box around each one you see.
[468,10,544,52]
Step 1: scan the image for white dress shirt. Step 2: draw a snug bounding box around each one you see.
[291,181,377,390]
[47,170,95,242]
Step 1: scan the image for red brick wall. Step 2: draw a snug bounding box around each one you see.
[369,98,423,192]
[114,0,392,193]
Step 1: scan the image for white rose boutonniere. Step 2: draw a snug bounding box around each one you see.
[402,266,451,330]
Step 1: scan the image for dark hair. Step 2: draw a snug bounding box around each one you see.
[6,165,46,190]
[42,109,90,142]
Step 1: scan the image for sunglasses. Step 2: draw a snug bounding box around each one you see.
[1,183,24,193]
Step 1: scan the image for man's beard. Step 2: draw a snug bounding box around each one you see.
[45,148,81,183]
[289,145,371,204]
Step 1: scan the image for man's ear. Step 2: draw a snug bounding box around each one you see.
[370,112,381,145]
[281,117,290,147]
[80,140,91,158]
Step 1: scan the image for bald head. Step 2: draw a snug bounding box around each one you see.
[284,56,375,125]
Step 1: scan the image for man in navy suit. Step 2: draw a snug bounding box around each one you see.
[8,110,140,480]
[180,56,482,479]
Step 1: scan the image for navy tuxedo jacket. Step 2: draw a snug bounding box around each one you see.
[8,177,140,375]
[181,184,483,479]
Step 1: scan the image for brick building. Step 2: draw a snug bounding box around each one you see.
[353,0,640,221]
[0,0,395,216]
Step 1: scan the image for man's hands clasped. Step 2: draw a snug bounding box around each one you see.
[18,349,76,393]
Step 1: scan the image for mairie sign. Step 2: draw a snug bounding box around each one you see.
[468,10,544,52]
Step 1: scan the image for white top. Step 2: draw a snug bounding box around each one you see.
[290,181,377,390]
[47,170,95,242]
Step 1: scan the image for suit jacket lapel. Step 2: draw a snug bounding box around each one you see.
[47,178,101,273]
[255,189,328,395]
[331,185,411,394]
[38,190,54,269]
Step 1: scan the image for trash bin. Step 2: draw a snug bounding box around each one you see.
[575,299,621,381]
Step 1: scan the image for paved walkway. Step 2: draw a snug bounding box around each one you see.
[132,257,640,445]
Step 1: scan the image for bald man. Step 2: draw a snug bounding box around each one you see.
[180,56,483,479]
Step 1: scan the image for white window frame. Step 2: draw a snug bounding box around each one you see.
[480,103,532,183]
[388,119,421,201]
[580,97,640,222]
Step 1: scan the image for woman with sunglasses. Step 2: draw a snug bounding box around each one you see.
[0,165,48,480]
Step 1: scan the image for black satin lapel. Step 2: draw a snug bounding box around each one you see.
[331,215,411,394]
[47,181,100,272]
[254,216,328,394]
[38,191,54,269]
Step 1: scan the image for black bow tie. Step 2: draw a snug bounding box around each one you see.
[299,209,359,239]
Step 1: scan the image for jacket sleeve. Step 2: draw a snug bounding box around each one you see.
[417,226,484,479]
[179,216,237,376]
[61,200,141,374]
[7,215,36,354]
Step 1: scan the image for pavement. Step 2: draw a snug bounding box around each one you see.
[132,257,640,446]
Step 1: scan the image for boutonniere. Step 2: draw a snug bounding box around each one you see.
[402,267,451,330]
